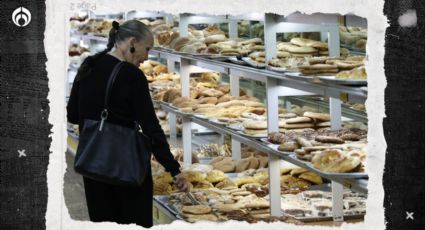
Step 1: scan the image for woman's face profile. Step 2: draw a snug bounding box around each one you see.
[132,34,154,66]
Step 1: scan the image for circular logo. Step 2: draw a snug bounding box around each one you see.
[12,7,31,27]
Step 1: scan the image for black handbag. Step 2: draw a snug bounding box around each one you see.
[74,61,151,186]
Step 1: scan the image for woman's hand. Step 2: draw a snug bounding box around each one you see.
[173,173,190,193]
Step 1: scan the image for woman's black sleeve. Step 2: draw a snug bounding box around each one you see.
[132,70,181,177]
[67,80,80,124]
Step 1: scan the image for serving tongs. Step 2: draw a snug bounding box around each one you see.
[186,191,200,205]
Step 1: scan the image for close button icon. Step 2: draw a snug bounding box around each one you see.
[12,7,31,27]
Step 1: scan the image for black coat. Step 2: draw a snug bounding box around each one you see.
[67,54,181,177]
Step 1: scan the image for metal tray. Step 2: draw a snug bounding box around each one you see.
[209,55,230,61]
[285,212,364,222]
[209,118,228,125]
[190,53,215,58]
[318,76,367,86]
[228,57,247,65]
[305,162,368,179]
[226,122,244,131]
[193,114,209,119]
[284,72,314,80]
[153,195,180,217]
[360,86,368,94]
[237,130,267,138]
[267,66,288,73]
[242,57,267,68]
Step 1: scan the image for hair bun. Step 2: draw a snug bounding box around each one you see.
[112,21,120,30]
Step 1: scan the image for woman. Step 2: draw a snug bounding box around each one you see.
[67,20,189,227]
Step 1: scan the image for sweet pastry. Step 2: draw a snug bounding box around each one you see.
[181,205,212,215]
[206,170,228,183]
[298,172,323,185]
[312,149,361,173]
[315,135,345,144]
[182,171,207,183]
[278,141,300,152]
[233,176,257,186]
[193,181,214,189]
[213,203,245,213]
[215,178,238,190]
[289,168,309,176]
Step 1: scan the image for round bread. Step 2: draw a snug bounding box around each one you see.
[212,158,236,173]
[244,129,267,136]
[247,157,260,169]
[283,123,315,129]
[298,172,323,185]
[258,156,268,168]
[243,120,267,130]
[278,141,300,152]
[201,88,225,97]
[312,149,361,173]
[289,168,309,176]
[182,205,212,215]
[198,97,218,105]
[170,37,191,51]
[235,158,251,172]
[217,94,234,103]
[285,116,313,124]
[316,121,331,127]
[215,178,238,190]
[279,113,298,119]
[182,171,207,183]
[303,111,331,121]
[205,34,227,44]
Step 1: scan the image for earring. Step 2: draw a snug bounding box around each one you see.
[130,47,135,53]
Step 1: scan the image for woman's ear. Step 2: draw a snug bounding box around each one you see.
[128,37,137,47]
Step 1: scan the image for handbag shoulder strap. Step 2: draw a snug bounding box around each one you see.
[104,61,125,111]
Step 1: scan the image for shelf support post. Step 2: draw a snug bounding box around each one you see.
[331,181,345,222]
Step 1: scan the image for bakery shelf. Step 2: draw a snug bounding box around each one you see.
[287,97,367,123]
[154,101,368,194]
[150,48,367,103]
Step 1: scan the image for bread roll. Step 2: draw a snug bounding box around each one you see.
[298,172,323,185]
[170,37,191,51]
[303,112,331,121]
[205,34,227,44]
[206,170,228,183]
[283,123,315,129]
[201,88,224,97]
[247,157,260,169]
[285,116,313,124]
[243,120,267,130]
[235,159,251,172]
[198,97,218,105]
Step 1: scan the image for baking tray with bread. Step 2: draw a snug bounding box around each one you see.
[280,189,366,221]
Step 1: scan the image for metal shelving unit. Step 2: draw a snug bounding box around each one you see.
[69,11,368,224]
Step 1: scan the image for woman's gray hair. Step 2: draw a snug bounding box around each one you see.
[113,20,153,46]
[76,20,153,81]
